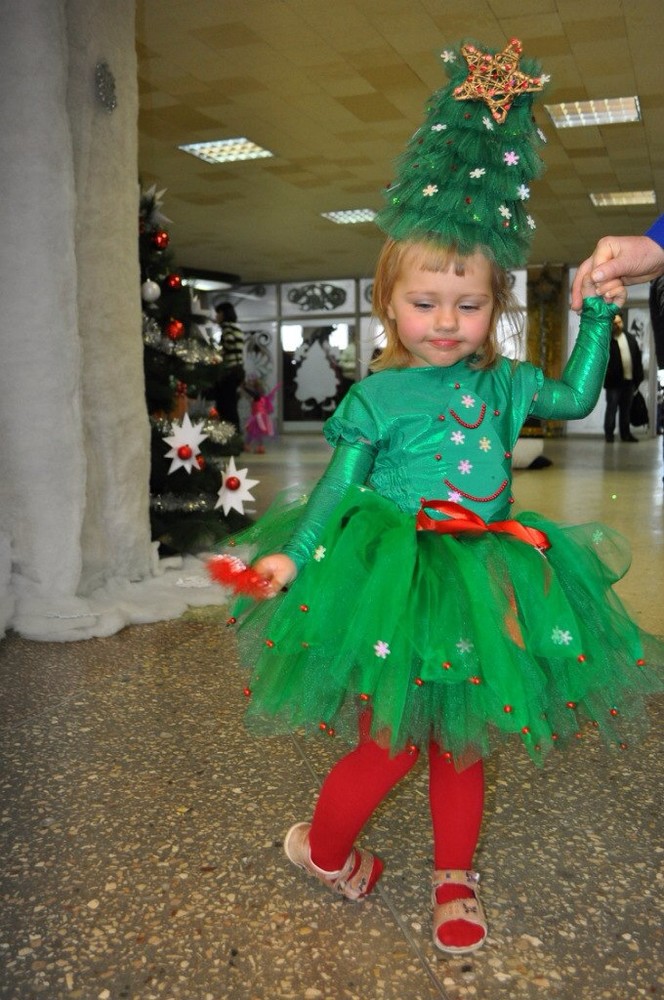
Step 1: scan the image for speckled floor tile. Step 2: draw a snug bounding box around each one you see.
[1,434,662,999]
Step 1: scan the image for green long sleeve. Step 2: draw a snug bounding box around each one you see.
[532,297,618,420]
[282,439,376,569]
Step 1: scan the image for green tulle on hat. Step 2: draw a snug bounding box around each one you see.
[375,38,549,268]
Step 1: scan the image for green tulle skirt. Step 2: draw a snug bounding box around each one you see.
[226,486,663,769]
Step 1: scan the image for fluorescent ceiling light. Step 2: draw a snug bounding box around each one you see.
[545,96,641,128]
[178,138,273,163]
[590,190,656,207]
[321,209,377,224]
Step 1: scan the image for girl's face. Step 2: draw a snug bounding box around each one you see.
[386,251,495,368]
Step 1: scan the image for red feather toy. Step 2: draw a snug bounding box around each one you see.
[207,554,271,600]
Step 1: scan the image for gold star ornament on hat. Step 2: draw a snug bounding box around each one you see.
[453,38,544,124]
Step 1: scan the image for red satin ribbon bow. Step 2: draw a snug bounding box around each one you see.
[416,499,550,551]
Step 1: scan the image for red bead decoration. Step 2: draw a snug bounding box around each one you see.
[327,727,336,737]
[442,751,453,762]
[177,445,193,460]
[441,661,452,670]
[407,743,418,755]
[301,642,309,648]
[165,318,185,340]
[609,707,619,716]
[503,704,513,713]
[319,722,327,731]
[566,701,577,709]
[575,731,583,739]
[577,654,586,663]
[619,742,628,750]
[225,476,241,491]
[551,732,559,741]
[435,454,442,461]
[454,382,461,389]
[469,675,481,685]
[521,726,530,734]
[493,409,500,416]
[152,229,169,249]
[414,677,424,686]
[265,639,274,648]
[504,451,511,459]
[166,273,182,288]
[359,693,370,702]
[299,604,309,612]
[636,658,646,666]
[438,414,446,421]
[226,616,237,626]
[242,687,251,698]
[209,407,219,419]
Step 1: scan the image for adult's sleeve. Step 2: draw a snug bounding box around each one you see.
[645,214,664,249]
[532,297,618,420]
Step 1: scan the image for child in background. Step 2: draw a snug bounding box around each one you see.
[244,378,278,453]
[219,38,664,955]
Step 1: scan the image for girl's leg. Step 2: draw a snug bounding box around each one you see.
[308,738,419,872]
[428,744,485,949]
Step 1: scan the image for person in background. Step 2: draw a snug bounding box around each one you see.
[603,313,644,443]
[214,302,245,432]
[571,215,664,310]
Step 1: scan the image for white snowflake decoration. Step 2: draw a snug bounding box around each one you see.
[516,184,530,200]
[431,123,448,132]
[479,436,492,452]
[423,184,438,197]
[313,545,327,562]
[447,490,463,503]
[503,151,520,166]
[461,394,475,408]
[215,456,259,515]
[440,49,456,63]
[551,626,573,646]
[591,529,604,546]
[499,205,512,220]
[526,215,536,230]
[451,430,465,445]
[482,116,494,131]
[458,459,473,475]
[469,167,486,179]
[374,640,391,659]
[456,638,474,654]
[163,413,208,474]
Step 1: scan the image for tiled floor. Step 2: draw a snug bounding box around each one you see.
[1,433,662,1000]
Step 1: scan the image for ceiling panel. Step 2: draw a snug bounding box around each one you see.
[136,0,664,283]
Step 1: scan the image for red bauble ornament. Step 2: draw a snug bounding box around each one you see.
[196,454,206,470]
[166,318,185,340]
[208,407,219,419]
[177,445,193,460]
[166,273,182,288]
[152,229,170,249]
[225,475,241,491]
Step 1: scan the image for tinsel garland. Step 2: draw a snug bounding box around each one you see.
[143,315,223,367]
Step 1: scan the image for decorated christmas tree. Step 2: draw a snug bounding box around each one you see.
[139,186,254,554]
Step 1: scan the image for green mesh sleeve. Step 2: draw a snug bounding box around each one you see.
[282,439,377,569]
[532,297,619,420]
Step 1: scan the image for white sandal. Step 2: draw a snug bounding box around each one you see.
[284,822,383,901]
[432,868,488,954]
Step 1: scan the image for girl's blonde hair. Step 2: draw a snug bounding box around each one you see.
[370,238,521,371]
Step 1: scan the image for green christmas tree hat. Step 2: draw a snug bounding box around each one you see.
[375,38,550,269]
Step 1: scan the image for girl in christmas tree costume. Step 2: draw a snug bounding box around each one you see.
[217,39,663,954]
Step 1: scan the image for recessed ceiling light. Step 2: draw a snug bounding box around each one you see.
[589,190,656,207]
[545,96,641,128]
[178,138,273,164]
[321,209,377,224]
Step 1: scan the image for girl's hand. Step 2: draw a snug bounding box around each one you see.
[253,553,297,597]
[579,270,626,308]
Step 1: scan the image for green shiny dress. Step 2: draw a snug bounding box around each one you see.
[227,299,663,768]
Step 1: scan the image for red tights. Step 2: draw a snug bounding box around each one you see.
[308,739,484,949]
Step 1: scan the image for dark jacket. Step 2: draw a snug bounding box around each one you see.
[604,332,643,389]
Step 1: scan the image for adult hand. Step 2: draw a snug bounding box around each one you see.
[571,235,664,310]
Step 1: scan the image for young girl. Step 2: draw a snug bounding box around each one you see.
[216,39,664,956]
